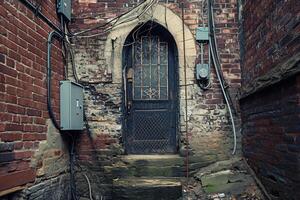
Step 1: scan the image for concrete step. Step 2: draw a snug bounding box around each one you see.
[112,177,182,200]
[112,155,185,178]
[109,155,216,178]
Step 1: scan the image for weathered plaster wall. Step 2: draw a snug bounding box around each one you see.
[70,1,241,198]
[0,0,70,198]
[240,0,300,199]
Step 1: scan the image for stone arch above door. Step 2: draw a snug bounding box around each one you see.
[104,3,197,84]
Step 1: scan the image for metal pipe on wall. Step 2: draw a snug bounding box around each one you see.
[181,3,189,179]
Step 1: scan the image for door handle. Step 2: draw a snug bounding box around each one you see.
[123,65,128,109]
[127,101,132,114]
[127,68,134,83]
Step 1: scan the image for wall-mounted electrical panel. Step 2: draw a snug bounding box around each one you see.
[57,0,71,21]
[60,80,83,130]
[196,27,209,42]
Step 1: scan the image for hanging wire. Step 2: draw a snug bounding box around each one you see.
[69,0,158,39]
[208,0,237,155]
[164,0,168,29]
[68,134,79,200]
[64,0,159,84]
[83,174,94,200]
[70,0,146,36]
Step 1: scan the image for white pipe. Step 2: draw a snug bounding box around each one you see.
[84,174,94,200]
[208,0,237,155]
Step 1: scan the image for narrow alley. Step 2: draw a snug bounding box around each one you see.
[0,0,299,199]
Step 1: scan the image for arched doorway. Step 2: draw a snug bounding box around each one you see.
[122,21,179,154]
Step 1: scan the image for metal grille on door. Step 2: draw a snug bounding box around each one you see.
[133,36,168,100]
[124,32,177,154]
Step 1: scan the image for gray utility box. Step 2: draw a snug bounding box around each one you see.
[196,27,209,42]
[60,80,83,130]
[57,0,71,21]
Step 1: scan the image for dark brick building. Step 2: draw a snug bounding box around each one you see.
[240,0,300,199]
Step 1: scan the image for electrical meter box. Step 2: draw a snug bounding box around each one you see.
[57,0,71,21]
[60,80,83,130]
[196,27,209,42]
[196,63,210,80]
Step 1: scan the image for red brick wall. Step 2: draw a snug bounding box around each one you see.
[0,0,64,194]
[240,0,300,199]
[241,0,300,85]
[241,75,300,199]
[0,0,241,198]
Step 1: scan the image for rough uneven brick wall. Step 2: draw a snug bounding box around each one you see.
[70,0,241,198]
[240,0,300,199]
[0,0,69,198]
[241,0,299,85]
[0,0,242,198]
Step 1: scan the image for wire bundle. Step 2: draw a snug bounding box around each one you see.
[68,0,158,39]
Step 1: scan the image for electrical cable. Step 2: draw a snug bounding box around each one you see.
[48,30,80,199]
[47,31,63,131]
[60,14,99,143]
[210,2,236,115]
[69,134,79,200]
[69,0,157,38]
[73,11,155,39]
[66,3,159,84]
[209,2,237,114]
[67,41,107,85]
[61,15,69,80]
[19,0,62,34]
[84,174,94,200]
[44,14,80,198]
[26,2,81,199]
[70,0,146,36]
[209,3,227,87]
[63,40,94,137]
[22,2,66,130]
[164,0,168,29]
[137,0,157,19]
[208,0,237,155]
[63,31,95,136]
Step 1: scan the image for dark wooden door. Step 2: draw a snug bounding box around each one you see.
[124,34,177,154]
